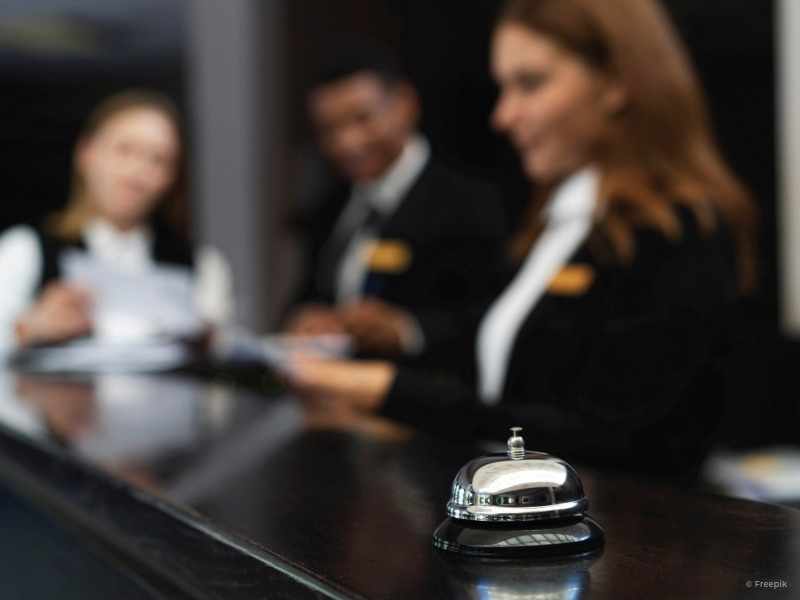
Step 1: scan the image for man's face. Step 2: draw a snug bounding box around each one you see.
[309,72,419,182]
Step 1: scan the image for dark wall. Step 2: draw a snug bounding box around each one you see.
[663,0,776,322]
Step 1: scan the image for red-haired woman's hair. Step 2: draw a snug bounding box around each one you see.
[500,0,758,293]
[47,89,189,243]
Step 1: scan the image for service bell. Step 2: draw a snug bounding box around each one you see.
[433,428,605,557]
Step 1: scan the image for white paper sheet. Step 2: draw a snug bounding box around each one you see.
[60,248,203,342]
[12,339,193,374]
[217,331,354,373]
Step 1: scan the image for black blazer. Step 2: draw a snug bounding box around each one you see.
[291,157,511,353]
[381,207,741,481]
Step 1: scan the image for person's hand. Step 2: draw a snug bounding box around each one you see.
[283,303,346,336]
[287,356,397,414]
[339,299,417,356]
[15,282,93,348]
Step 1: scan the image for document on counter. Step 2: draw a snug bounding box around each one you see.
[11,339,194,374]
[7,249,204,373]
[218,332,354,373]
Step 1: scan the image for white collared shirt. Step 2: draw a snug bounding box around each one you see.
[83,218,154,272]
[332,133,431,304]
[475,167,601,405]
[0,219,235,355]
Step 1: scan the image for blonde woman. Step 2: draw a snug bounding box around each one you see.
[0,90,233,353]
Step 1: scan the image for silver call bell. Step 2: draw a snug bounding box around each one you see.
[433,428,605,557]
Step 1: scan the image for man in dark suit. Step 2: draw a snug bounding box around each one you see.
[285,50,509,361]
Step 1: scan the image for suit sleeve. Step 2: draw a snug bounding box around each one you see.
[380,214,739,470]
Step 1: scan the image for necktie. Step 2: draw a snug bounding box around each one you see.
[316,193,386,300]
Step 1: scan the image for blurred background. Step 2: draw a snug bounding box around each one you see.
[0,0,797,500]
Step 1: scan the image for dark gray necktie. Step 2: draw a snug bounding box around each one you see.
[316,195,386,300]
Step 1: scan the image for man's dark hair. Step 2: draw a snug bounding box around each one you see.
[312,43,406,90]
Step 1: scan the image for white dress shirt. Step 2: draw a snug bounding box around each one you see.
[332,133,431,304]
[0,219,235,355]
[475,167,601,405]
[83,219,153,272]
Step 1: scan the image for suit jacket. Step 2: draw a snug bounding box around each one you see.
[291,157,511,356]
[381,206,740,481]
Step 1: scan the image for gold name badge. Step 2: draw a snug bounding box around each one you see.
[361,239,413,274]
[547,263,596,296]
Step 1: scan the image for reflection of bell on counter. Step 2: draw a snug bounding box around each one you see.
[436,548,601,600]
[433,428,604,557]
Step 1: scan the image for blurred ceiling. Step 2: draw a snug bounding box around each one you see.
[0,0,185,71]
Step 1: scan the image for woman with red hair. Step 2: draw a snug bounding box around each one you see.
[288,0,758,481]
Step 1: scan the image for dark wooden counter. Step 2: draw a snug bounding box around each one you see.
[0,371,796,599]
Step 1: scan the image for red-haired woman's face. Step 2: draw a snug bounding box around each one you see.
[490,23,626,184]
[76,108,180,229]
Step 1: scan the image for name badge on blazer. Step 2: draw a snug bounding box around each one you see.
[361,239,413,274]
[547,263,596,296]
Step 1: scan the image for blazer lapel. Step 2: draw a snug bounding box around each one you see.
[500,241,600,399]
[377,159,436,240]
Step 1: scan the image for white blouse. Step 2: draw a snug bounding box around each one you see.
[0,219,235,355]
[475,167,600,405]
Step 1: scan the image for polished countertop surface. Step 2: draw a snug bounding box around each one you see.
[0,370,797,599]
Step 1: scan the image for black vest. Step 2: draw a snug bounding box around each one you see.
[35,220,195,294]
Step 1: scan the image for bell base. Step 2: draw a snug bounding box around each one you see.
[433,515,604,558]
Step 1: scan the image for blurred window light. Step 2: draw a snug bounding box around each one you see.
[0,0,184,68]
[0,15,123,57]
